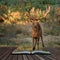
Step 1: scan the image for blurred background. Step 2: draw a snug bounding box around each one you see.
[0,0,60,50]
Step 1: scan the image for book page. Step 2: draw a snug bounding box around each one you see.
[12,50,30,54]
[32,50,51,55]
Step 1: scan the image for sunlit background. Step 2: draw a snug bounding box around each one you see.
[0,0,60,50]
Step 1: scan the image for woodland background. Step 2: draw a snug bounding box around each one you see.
[0,0,60,50]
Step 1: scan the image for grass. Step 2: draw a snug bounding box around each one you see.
[47,39,60,48]
[0,34,60,50]
[0,23,60,50]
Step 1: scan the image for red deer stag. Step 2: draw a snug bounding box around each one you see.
[31,19,44,50]
[27,6,50,50]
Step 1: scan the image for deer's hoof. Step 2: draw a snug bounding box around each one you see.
[32,47,35,50]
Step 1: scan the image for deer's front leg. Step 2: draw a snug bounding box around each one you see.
[37,38,39,50]
[32,37,36,50]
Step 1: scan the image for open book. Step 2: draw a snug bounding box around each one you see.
[12,50,51,55]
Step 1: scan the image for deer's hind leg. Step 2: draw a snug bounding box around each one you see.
[41,35,44,47]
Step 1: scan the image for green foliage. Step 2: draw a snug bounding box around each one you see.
[0,0,60,12]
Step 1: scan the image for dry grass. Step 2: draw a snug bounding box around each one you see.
[0,23,60,50]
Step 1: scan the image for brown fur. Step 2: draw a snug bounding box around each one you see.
[31,21,44,50]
